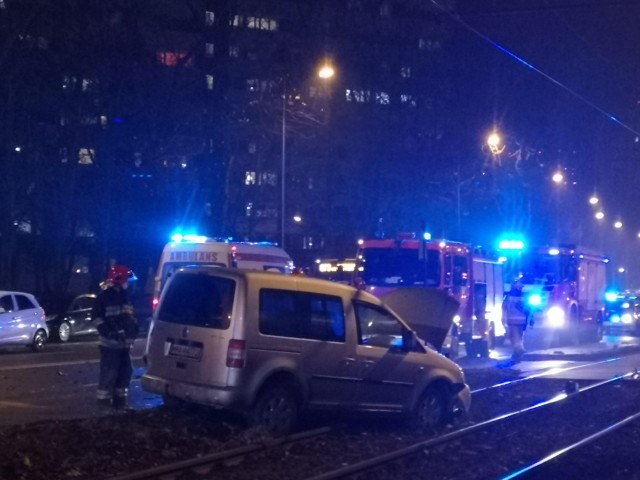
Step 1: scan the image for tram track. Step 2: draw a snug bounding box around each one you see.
[104,361,633,480]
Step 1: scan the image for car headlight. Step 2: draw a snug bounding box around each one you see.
[622,313,633,324]
[546,306,565,327]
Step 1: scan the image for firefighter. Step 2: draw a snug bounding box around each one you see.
[93,265,139,409]
[502,279,528,361]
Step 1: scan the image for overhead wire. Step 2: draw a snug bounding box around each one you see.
[430,0,640,139]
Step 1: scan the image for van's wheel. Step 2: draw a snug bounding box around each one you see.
[31,329,47,352]
[252,384,299,435]
[413,385,448,429]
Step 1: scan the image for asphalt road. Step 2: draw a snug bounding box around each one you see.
[0,337,160,425]
[1,334,640,426]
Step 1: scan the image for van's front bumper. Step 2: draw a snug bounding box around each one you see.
[142,374,243,408]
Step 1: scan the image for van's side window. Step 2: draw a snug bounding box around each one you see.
[157,274,235,329]
[307,295,345,341]
[354,302,403,349]
[260,290,299,337]
[259,290,346,342]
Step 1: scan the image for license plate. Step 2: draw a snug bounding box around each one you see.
[168,341,202,360]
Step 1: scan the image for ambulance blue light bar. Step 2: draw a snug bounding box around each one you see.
[171,233,208,243]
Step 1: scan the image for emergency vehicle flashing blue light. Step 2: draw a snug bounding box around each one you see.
[605,291,619,302]
[611,314,621,323]
[171,233,208,243]
[499,239,525,250]
[528,293,542,307]
[423,232,432,241]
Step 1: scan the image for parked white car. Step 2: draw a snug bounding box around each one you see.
[0,291,48,351]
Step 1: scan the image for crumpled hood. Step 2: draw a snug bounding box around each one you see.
[382,287,460,351]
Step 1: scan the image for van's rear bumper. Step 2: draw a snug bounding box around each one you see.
[142,374,242,408]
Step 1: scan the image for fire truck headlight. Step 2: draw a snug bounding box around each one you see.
[547,306,565,327]
[611,314,621,323]
[528,293,542,307]
[622,313,633,324]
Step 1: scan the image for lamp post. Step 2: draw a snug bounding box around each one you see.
[280,63,335,250]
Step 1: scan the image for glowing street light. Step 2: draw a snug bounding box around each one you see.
[318,64,335,79]
[619,267,626,274]
[614,220,623,229]
[589,196,599,205]
[552,172,564,184]
[595,211,605,220]
[487,132,504,154]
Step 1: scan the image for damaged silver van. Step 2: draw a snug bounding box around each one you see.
[142,266,471,433]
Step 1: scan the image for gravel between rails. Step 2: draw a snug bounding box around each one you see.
[2,368,639,480]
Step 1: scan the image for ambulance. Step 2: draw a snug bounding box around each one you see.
[152,234,295,309]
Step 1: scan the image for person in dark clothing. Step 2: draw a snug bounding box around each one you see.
[92,265,139,409]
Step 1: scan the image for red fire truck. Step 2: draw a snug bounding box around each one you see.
[353,233,504,357]
[502,244,608,345]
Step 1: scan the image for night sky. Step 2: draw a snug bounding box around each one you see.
[441,0,640,283]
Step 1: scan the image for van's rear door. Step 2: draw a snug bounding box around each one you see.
[146,271,237,387]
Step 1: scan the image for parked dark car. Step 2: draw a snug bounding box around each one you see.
[47,294,98,342]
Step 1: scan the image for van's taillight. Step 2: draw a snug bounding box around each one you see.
[152,297,159,310]
[226,339,246,368]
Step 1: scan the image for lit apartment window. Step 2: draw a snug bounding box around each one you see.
[247,16,278,31]
[78,148,95,165]
[82,78,97,92]
[205,11,215,26]
[347,90,369,103]
[206,74,214,90]
[400,94,416,107]
[62,76,77,90]
[231,15,243,27]
[205,43,215,57]
[100,116,108,127]
[245,171,256,185]
[157,51,193,67]
[259,172,277,186]
[375,92,390,105]
[400,66,411,78]
[229,45,240,57]
[246,202,253,216]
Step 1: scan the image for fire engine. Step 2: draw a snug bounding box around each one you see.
[353,233,504,357]
[502,244,608,345]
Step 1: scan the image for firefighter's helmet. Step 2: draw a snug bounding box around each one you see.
[107,265,136,286]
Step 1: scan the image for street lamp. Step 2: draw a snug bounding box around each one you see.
[281,64,335,249]
[552,171,564,184]
[589,195,599,205]
[487,132,504,155]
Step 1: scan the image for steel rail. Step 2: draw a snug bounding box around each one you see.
[108,426,334,480]
[306,371,635,480]
[500,409,640,479]
[471,357,620,394]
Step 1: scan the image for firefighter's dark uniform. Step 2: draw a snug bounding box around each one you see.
[92,285,138,407]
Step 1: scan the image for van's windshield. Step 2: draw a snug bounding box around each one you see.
[158,273,236,329]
